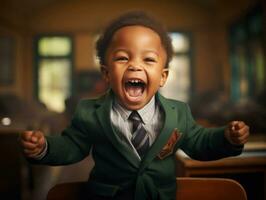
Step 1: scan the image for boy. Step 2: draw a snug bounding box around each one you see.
[20,11,249,200]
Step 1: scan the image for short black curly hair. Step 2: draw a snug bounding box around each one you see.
[96,11,173,68]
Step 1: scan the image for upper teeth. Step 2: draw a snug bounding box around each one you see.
[129,79,141,83]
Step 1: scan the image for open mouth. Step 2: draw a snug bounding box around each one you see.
[125,79,146,98]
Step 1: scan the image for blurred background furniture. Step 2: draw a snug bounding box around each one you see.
[176,146,266,200]
[0,93,67,134]
[0,93,67,200]
[0,129,27,200]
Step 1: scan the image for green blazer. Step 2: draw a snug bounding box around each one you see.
[33,91,242,200]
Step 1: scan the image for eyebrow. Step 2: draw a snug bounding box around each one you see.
[112,49,159,56]
[112,48,129,54]
[143,50,159,56]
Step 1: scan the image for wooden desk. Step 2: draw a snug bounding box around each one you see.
[176,149,266,200]
[176,150,266,176]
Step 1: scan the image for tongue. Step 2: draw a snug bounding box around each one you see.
[127,86,143,97]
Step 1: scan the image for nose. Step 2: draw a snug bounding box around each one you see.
[128,61,143,71]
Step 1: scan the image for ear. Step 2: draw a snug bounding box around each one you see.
[101,65,110,83]
[160,68,169,87]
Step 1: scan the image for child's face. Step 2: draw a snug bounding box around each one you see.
[102,25,168,110]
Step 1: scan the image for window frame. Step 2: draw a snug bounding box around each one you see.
[229,5,265,102]
[33,34,74,110]
[162,30,194,102]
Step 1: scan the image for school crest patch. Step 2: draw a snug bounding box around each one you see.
[157,128,181,159]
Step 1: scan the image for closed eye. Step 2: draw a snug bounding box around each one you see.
[144,57,157,63]
[114,56,128,62]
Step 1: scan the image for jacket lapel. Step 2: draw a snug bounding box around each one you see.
[140,93,179,170]
[95,91,140,168]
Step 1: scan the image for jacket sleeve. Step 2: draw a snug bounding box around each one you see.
[180,104,243,161]
[28,100,93,166]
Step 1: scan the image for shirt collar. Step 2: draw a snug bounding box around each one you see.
[113,96,156,124]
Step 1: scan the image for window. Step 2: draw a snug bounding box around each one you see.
[160,32,192,102]
[229,5,265,102]
[35,36,73,113]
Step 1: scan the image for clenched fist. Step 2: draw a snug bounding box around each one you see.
[225,121,250,146]
[20,130,46,158]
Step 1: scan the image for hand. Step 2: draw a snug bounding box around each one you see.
[225,121,249,146]
[20,130,46,158]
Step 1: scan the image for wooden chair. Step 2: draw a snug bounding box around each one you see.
[47,177,247,200]
[176,178,247,200]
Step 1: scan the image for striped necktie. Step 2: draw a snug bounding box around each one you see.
[129,111,150,158]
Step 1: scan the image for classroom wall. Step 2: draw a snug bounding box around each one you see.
[0,0,262,100]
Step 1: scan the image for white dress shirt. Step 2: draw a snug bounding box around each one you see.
[110,96,164,160]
